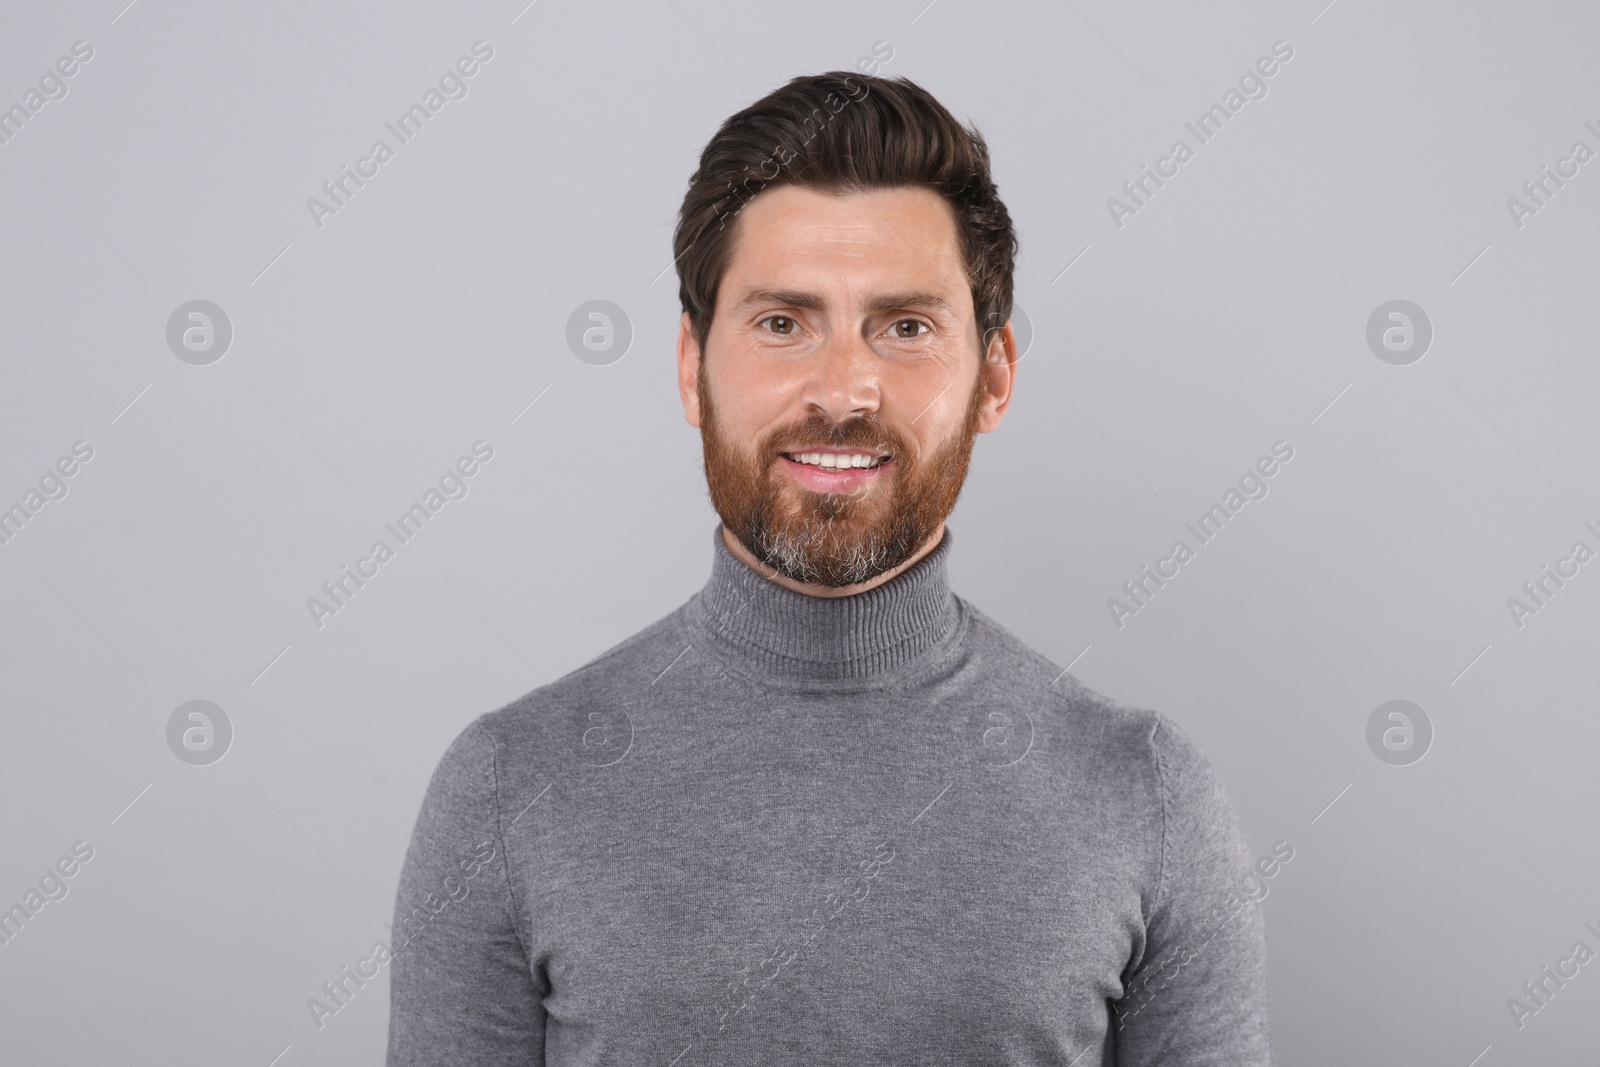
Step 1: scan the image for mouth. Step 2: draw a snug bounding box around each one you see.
[777,449,893,493]
[779,449,892,470]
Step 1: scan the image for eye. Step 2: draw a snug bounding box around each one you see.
[759,315,797,335]
[890,319,930,339]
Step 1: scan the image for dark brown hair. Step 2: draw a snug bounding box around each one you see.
[672,71,1018,359]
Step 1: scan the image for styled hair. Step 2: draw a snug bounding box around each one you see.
[672,71,1018,359]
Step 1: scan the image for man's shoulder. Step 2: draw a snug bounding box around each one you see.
[957,595,1202,772]
[472,600,697,741]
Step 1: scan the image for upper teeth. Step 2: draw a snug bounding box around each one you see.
[789,452,882,469]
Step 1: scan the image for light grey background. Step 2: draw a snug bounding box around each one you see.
[2,0,1597,1063]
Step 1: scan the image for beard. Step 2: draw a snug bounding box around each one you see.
[698,357,987,588]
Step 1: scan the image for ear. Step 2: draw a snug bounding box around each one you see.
[676,311,704,428]
[976,320,1019,433]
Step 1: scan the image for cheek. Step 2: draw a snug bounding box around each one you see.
[900,374,973,442]
[721,371,803,435]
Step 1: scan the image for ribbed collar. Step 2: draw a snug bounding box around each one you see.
[688,523,965,690]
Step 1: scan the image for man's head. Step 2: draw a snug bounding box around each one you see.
[673,73,1019,590]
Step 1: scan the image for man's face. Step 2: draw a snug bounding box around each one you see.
[677,184,1015,588]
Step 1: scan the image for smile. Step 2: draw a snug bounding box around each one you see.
[780,450,890,470]
[778,451,893,493]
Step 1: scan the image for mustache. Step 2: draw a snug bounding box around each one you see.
[765,416,900,457]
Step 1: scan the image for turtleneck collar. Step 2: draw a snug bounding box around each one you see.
[688,523,966,691]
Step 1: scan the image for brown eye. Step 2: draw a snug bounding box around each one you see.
[893,319,929,338]
[762,315,795,335]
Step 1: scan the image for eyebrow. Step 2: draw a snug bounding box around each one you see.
[728,288,958,317]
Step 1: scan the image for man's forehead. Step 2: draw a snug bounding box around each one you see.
[719,185,969,314]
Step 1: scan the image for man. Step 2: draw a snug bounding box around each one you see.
[387,72,1272,1065]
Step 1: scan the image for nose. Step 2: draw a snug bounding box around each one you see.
[801,327,880,423]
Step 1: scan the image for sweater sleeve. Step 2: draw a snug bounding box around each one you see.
[386,719,546,1065]
[1111,713,1273,1065]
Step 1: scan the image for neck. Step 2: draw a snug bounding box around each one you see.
[719,522,947,598]
[691,521,963,689]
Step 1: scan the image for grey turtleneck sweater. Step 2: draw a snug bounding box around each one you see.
[385,524,1273,1065]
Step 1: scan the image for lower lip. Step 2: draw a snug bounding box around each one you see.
[780,455,891,493]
